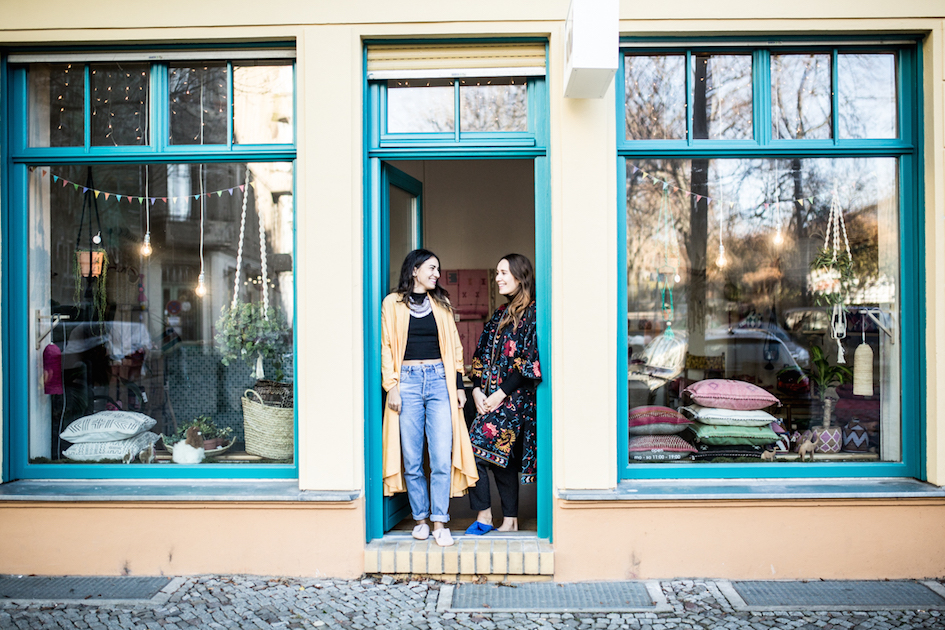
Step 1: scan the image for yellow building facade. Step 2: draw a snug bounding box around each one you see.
[0,1,943,580]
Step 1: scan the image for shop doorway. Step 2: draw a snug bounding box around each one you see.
[381,159,537,535]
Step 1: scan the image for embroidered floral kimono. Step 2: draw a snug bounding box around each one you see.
[469,301,541,484]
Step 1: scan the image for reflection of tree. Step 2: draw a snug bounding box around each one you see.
[460,82,527,132]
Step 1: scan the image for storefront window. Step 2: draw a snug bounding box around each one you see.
[28,162,294,465]
[620,45,916,470]
[459,77,527,132]
[13,53,296,474]
[386,78,456,133]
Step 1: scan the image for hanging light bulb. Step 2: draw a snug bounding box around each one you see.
[674,272,681,283]
[195,271,207,297]
[140,232,152,257]
[716,244,727,268]
[92,230,102,245]
[773,229,784,246]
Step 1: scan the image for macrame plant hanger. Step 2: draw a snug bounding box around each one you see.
[853,311,873,396]
[75,167,106,324]
[824,181,852,363]
[230,167,270,379]
[655,182,680,338]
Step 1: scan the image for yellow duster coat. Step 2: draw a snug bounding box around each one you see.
[381,293,479,497]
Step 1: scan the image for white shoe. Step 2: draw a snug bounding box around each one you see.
[412,523,430,540]
[432,527,454,547]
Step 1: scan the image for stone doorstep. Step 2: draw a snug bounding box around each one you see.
[364,535,554,578]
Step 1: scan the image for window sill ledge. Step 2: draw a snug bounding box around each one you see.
[558,478,945,502]
[0,480,360,503]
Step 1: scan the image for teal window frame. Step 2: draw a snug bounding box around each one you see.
[616,38,925,481]
[2,48,298,480]
[363,39,553,540]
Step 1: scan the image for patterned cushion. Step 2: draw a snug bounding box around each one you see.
[679,404,777,427]
[628,405,691,435]
[63,432,160,462]
[684,379,780,411]
[628,434,696,461]
[60,410,157,443]
[684,422,780,446]
[691,443,766,460]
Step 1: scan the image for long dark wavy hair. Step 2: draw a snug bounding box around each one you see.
[394,249,452,311]
[497,253,535,332]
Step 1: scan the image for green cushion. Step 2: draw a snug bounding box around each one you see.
[687,421,779,446]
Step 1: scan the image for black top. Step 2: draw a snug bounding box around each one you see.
[403,292,465,390]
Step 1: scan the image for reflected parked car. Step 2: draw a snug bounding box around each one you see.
[707,319,810,369]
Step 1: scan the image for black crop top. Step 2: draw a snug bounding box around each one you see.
[403,293,465,390]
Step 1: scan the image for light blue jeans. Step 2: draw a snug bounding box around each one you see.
[399,363,453,523]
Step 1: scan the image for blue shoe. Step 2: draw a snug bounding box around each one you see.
[464,521,495,536]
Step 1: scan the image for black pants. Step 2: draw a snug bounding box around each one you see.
[468,434,523,517]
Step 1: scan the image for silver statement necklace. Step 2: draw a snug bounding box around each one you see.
[407,293,432,318]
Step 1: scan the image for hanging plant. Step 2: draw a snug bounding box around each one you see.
[73,247,109,323]
[215,302,290,382]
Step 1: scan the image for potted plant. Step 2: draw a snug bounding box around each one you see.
[74,247,108,323]
[164,415,233,452]
[805,343,853,453]
[215,302,291,382]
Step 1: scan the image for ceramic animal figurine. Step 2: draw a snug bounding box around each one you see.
[138,443,156,464]
[797,432,818,462]
[760,449,776,462]
[172,426,205,464]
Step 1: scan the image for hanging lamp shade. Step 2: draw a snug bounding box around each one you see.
[853,342,874,396]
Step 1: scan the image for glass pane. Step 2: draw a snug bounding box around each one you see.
[388,185,417,292]
[29,162,295,464]
[386,79,455,133]
[27,63,85,147]
[838,53,897,139]
[90,63,149,146]
[233,62,294,144]
[691,54,753,140]
[626,157,900,464]
[459,77,527,132]
[169,63,228,145]
[771,54,832,140]
[624,55,686,140]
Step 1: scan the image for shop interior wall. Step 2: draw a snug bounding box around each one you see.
[393,160,536,270]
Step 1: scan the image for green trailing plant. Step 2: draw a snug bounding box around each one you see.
[806,342,852,401]
[73,248,108,323]
[215,302,291,381]
[809,246,855,308]
[167,414,232,445]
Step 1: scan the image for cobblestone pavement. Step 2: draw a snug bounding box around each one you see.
[2,576,945,630]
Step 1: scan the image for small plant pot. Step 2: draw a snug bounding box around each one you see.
[202,438,225,451]
[77,249,106,278]
[814,426,842,453]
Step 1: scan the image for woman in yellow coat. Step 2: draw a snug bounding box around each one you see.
[381,249,478,547]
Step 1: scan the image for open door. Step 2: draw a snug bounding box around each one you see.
[380,163,422,531]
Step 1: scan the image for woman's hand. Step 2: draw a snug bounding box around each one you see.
[387,385,401,412]
[483,390,507,413]
[456,388,467,409]
[472,387,488,415]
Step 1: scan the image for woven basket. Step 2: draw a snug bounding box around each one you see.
[241,389,294,460]
[253,379,293,408]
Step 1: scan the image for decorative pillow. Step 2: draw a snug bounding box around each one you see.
[628,405,691,435]
[678,404,777,427]
[628,434,696,461]
[60,410,156,443]
[63,432,160,462]
[684,422,779,446]
[683,379,780,411]
[691,443,765,460]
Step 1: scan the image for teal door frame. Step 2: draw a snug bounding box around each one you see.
[363,50,552,541]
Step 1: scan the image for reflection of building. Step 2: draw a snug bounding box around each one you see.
[1,2,945,586]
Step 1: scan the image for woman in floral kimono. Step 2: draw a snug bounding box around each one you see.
[465,253,541,534]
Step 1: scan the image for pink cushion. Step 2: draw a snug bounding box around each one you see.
[628,434,697,453]
[629,405,691,435]
[683,379,780,411]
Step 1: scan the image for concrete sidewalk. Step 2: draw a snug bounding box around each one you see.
[2,575,944,629]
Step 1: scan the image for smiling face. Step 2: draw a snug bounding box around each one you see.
[495,258,520,296]
[412,256,440,293]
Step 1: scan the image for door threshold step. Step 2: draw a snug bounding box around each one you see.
[365,534,553,577]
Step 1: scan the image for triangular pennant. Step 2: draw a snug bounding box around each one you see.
[764,203,769,210]
[216,190,223,197]
[150,198,157,206]
[161,197,167,203]
[239,184,245,193]
[228,188,235,195]
[808,197,814,204]
[705,197,712,204]
[662,182,669,191]
[685,191,692,197]
[62,179,68,187]
[103,192,110,200]
[194,194,200,200]
[695,194,702,203]
[52,175,59,183]
[630,165,640,174]
[116,194,122,202]
[673,186,679,193]
[41,170,48,177]
[729,202,735,210]
[138,197,144,204]
[249,181,257,189]
[81,186,87,193]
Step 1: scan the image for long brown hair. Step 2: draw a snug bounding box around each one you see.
[497,253,535,332]
[394,249,452,311]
